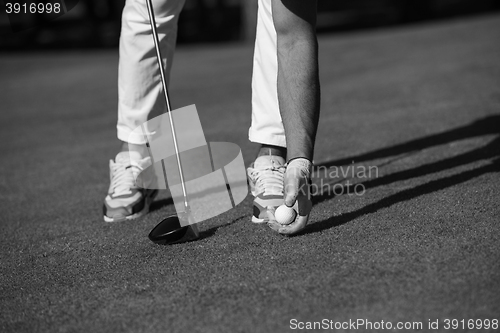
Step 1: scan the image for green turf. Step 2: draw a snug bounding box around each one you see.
[1,14,500,333]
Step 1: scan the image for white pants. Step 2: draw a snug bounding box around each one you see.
[117,0,286,148]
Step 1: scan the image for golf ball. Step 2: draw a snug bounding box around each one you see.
[275,205,297,225]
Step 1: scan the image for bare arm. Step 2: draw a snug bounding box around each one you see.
[272,0,320,162]
[266,0,320,235]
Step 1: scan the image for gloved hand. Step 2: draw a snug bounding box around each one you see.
[267,158,313,235]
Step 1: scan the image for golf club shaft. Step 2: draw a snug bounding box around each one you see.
[146,0,189,211]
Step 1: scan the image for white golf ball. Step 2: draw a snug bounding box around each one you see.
[275,205,297,225]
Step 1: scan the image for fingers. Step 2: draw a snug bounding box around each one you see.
[266,206,282,233]
[283,158,312,208]
[266,206,277,222]
[266,205,308,235]
[266,158,313,236]
[284,175,300,207]
[267,221,282,233]
[273,215,308,235]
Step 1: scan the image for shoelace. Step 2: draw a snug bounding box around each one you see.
[251,165,286,196]
[110,161,144,196]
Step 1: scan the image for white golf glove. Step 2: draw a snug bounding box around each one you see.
[267,157,313,235]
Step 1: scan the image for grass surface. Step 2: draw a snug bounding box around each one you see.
[1,14,500,333]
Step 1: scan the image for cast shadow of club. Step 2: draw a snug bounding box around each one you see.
[303,114,500,235]
[197,215,247,241]
[149,197,174,213]
[149,190,249,241]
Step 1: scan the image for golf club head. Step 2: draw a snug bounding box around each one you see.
[148,214,200,245]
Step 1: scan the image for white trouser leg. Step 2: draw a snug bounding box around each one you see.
[117,0,185,145]
[249,0,285,148]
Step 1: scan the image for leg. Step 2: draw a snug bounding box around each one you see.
[103,0,185,222]
[246,0,288,224]
[117,0,185,148]
[249,0,286,160]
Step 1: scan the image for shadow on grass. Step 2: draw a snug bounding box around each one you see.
[198,215,248,240]
[150,197,174,213]
[306,114,500,234]
[150,195,247,241]
[147,115,500,238]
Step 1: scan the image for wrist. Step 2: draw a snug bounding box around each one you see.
[286,157,313,174]
[285,144,314,163]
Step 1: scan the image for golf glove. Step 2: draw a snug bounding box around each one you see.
[267,157,313,235]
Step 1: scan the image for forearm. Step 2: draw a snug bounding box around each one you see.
[273,0,320,162]
[277,37,320,161]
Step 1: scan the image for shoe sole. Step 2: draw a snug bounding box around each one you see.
[103,190,158,222]
[251,215,268,224]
